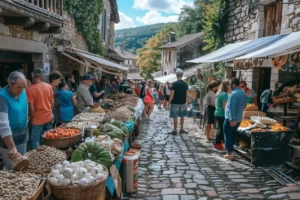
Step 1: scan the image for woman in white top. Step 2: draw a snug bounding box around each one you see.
[203,81,219,142]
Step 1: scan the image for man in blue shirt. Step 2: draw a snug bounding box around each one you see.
[224,78,247,160]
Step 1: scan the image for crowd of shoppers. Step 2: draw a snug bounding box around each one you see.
[0,65,276,169]
[0,69,140,169]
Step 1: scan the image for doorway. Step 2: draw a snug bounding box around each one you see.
[255,67,271,106]
[0,51,34,87]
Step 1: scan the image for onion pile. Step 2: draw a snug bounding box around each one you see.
[48,160,107,187]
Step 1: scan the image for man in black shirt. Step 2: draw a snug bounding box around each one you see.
[168,69,189,135]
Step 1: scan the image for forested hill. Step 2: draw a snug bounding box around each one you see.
[114,23,166,54]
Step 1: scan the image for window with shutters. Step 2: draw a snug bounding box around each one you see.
[101,9,107,41]
[264,3,282,36]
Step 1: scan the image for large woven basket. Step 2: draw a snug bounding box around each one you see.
[16,171,46,200]
[43,128,82,149]
[47,166,108,200]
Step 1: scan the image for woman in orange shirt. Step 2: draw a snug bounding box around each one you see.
[143,80,155,119]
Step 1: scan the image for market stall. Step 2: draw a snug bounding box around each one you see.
[1,92,144,200]
[235,104,294,167]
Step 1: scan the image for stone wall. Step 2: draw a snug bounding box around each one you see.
[226,0,300,91]
[54,12,88,51]
[281,1,300,34]
[52,12,88,76]
[102,0,113,50]
[225,0,261,43]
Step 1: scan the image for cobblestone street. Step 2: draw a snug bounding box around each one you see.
[128,109,300,200]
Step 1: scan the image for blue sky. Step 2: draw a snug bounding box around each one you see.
[116,0,194,30]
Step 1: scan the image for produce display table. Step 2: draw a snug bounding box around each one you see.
[236,129,294,167]
[105,138,130,199]
[105,120,135,200]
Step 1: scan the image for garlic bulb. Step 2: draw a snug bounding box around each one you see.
[59,178,70,186]
[88,176,96,183]
[95,173,105,181]
[63,168,73,179]
[51,170,60,178]
[78,178,89,186]
[50,177,58,184]
[77,168,88,178]
[55,164,63,172]
[91,166,103,176]
[49,160,106,187]
[71,174,77,182]
[62,160,70,168]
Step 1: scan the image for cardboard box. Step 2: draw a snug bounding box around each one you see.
[243,111,266,119]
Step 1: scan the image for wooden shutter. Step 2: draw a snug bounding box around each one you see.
[264,3,282,36]
[102,9,107,41]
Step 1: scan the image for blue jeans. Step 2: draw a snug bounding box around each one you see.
[0,142,27,170]
[261,103,268,113]
[31,119,53,149]
[170,104,188,118]
[223,119,240,152]
[215,116,225,144]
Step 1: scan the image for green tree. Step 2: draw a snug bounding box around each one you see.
[64,0,104,55]
[202,0,229,51]
[136,23,181,79]
[179,0,210,35]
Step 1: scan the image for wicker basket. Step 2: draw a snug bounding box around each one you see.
[17,171,46,200]
[47,166,108,200]
[43,128,82,149]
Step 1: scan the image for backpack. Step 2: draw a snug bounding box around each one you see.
[140,86,145,99]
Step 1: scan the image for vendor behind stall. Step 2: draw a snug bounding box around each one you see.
[90,78,104,102]
[76,74,94,112]
[260,89,273,113]
[0,71,28,169]
[112,76,124,92]
[240,81,258,105]
[97,76,114,98]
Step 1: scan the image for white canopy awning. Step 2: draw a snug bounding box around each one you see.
[236,32,300,60]
[127,72,144,80]
[68,48,128,72]
[187,40,251,63]
[208,34,288,62]
[154,74,187,84]
[151,71,162,78]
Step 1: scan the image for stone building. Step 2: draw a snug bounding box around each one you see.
[159,32,204,75]
[224,0,300,97]
[0,0,63,86]
[0,0,127,86]
[115,44,143,80]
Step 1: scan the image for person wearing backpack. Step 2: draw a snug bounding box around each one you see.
[139,81,146,99]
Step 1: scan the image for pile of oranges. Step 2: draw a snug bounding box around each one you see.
[44,128,81,139]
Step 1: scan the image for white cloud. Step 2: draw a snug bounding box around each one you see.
[136,10,178,25]
[115,11,136,30]
[133,0,192,14]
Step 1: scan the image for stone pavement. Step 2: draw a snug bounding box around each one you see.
[128,109,300,200]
